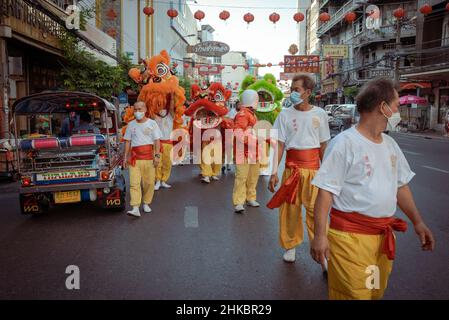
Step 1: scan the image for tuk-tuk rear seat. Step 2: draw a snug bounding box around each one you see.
[20,134,106,151]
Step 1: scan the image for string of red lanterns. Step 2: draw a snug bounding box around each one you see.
[142,5,448,27]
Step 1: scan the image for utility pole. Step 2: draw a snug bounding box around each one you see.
[394,19,402,83]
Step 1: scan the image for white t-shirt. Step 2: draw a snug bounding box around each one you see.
[154,111,174,141]
[272,106,330,150]
[123,119,162,147]
[312,127,415,218]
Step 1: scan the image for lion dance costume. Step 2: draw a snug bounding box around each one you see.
[184,83,232,183]
[125,50,187,187]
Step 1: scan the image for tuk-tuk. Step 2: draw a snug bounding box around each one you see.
[12,91,126,215]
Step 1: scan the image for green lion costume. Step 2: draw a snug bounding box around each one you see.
[239,73,283,124]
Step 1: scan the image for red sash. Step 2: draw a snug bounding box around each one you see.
[330,208,408,260]
[129,145,154,166]
[267,149,320,209]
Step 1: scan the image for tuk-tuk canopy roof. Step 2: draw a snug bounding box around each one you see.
[12,91,116,114]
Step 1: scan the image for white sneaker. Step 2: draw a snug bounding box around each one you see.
[154,181,161,191]
[143,204,152,213]
[234,204,245,213]
[161,181,172,189]
[211,176,220,181]
[201,176,210,184]
[283,248,296,262]
[246,200,260,207]
[127,206,141,217]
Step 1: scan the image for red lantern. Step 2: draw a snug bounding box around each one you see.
[267,63,273,67]
[319,12,331,22]
[235,82,239,86]
[107,8,118,20]
[194,10,205,22]
[244,64,249,70]
[143,7,154,16]
[183,63,189,69]
[173,62,178,68]
[419,4,432,15]
[167,9,178,19]
[232,65,237,70]
[293,12,305,23]
[279,61,284,66]
[244,13,255,25]
[393,7,405,19]
[269,12,280,24]
[227,82,231,85]
[219,10,230,22]
[345,12,356,23]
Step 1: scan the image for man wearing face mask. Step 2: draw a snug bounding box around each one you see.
[123,101,162,217]
[153,92,176,191]
[310,78,435,300]
[268,74,331,263]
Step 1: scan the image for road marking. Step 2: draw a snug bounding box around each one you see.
[184,206,199,228]
[422,166,449,174]
[403,150,422,156]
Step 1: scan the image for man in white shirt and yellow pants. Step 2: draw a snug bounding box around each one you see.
[153,95,176,190]
[123,101,162,217]
[311,78,435,300]
[268,74,330,263]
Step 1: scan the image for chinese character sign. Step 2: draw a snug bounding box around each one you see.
[284,55,320,74]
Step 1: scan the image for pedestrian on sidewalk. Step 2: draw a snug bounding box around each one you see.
[267,73,330,263]
[310,78,435,300]
[123,101,162,217]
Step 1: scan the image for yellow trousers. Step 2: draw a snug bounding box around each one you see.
[232,162,260,205]
[129,159,155,207]
[156,143,173,182]
[279,167,318,249]
[328,228,393,300]
[200,142,222,177]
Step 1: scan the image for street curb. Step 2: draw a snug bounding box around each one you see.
[391,132,449,142]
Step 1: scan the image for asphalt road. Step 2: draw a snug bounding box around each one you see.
[0,132,448,300]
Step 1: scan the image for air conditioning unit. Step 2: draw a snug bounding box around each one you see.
[8,57,23,76]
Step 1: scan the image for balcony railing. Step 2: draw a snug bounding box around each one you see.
[353,24,416,47]
[317,0,360,37]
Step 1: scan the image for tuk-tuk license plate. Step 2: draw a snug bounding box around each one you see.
[54,190,81,204]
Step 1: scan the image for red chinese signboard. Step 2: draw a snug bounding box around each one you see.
[283,55,320,74]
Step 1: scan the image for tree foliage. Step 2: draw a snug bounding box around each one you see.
[58,32,136,98]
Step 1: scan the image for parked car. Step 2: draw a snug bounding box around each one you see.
[328,104,360,137]
[324,104,339,116]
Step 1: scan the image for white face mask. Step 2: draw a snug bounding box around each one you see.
[382,103,401,131]
[134,111,145,120]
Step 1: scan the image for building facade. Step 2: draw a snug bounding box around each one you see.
[0,0,116,137]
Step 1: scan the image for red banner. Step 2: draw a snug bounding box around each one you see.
[283,55,320,74]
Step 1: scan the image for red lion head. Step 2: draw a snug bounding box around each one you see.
[185,83,232,129]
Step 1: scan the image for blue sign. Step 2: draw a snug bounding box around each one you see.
[118,93,128,104]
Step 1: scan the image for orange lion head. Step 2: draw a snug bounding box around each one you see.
[130,50,186,130]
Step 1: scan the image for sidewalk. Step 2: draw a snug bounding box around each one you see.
[391,130,449,141]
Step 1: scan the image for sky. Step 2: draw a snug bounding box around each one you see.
[186,0,303,79]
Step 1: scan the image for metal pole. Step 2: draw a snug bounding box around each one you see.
[394,19,401,83]
[0,37,9,139]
